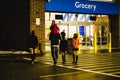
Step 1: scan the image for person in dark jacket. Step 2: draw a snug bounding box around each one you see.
[49,20,61,65]
[29,31,38,63]
[61,30,66,40]
[60,31,68,64]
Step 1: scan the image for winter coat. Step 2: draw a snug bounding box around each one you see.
[50,24,59,34]
[72,38,79,49]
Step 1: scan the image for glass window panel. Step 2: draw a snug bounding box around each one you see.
[58,25,68,38]
[45,12,49,21]
[69,13,76,22]
[63,13,68,21]
[86,14,92,22]
[69,26,76,38]
[78,14,85,22]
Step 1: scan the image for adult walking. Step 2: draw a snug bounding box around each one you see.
[49,20,61,65]
[29,31,38,63]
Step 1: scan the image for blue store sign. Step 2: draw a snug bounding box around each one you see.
[45,0,118,14]
[79,26,84,36]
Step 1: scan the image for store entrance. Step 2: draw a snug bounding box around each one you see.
[58,22,109,50]
[45,12,109,51]
[79,23,108,49]
[80,24,94,47]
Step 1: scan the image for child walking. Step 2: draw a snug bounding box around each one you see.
[72,33,80,64]
[60,31,68,64]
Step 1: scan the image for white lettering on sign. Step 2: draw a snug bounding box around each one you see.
[75,1,96,11]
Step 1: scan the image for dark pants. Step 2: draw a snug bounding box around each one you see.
[51,46,58,63]
[73,54,78,64]
[62,52,66,64]
[31,48,35,62]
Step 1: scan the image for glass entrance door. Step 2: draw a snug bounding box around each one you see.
[80,24,94,47]
[79,23,109,49]
[97,24,108,47]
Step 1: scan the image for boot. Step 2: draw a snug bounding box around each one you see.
[62,54,66,64]
[63,53,66,62]
[75,55,78,64]
[62,55,64,64]
[72,54,75,64]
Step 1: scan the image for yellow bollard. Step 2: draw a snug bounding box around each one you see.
[108,33,111,52]
[77,33,80,54]
[93,33,97,53]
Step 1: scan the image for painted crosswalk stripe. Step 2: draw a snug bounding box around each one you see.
[40,71,81,78]
[39,52,120,78]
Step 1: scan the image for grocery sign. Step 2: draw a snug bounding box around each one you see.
[45,0,118,15]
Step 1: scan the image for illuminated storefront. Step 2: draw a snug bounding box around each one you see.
[45,0,118,51]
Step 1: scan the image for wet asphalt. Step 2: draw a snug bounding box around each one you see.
[0,52,120,80]
[0,60,120,80]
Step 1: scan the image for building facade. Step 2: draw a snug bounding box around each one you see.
[31,0,120,51]
[0,0,119,52]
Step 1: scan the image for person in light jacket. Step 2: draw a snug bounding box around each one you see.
[72,33,80,64]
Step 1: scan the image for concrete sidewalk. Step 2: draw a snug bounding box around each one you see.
[0,48,120,59]
[0,48,120,55]
[0,51,43,62]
